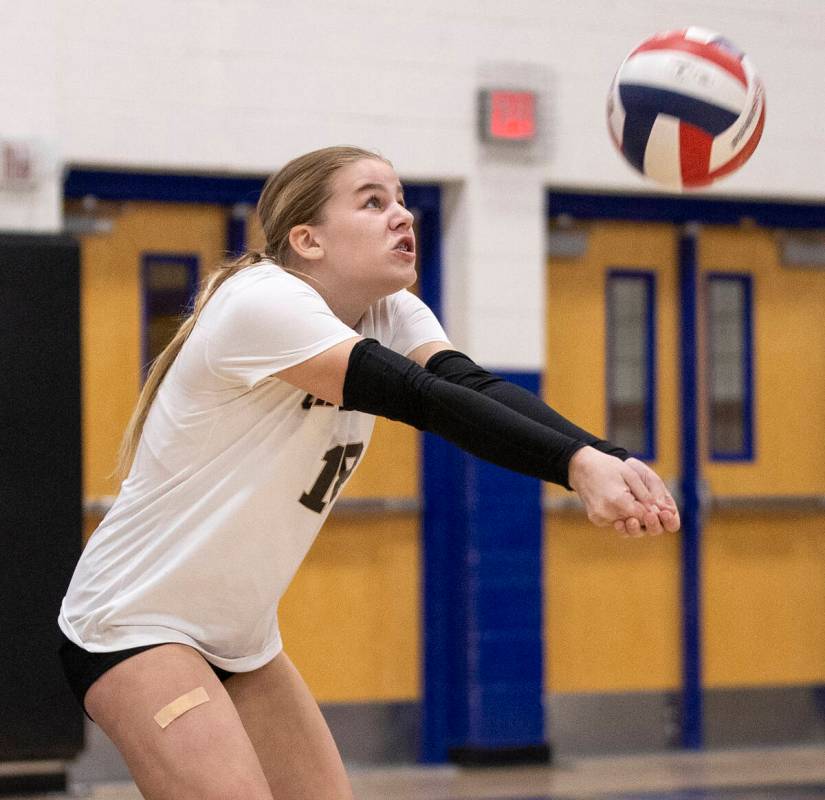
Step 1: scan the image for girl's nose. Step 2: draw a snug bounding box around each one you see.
[392,203,414,229]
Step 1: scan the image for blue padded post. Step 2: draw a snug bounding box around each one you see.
[422,372,551,765]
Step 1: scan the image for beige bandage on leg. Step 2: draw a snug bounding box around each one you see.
[154,686,210,729]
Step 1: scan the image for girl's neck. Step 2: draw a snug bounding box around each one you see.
[284,265,369,328]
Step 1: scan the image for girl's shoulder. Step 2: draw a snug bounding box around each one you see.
[215,261,327,309]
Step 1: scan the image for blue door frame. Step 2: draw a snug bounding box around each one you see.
[547,189,825,749]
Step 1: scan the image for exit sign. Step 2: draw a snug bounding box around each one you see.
[479,89,537,143]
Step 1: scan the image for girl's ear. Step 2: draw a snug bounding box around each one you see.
[288,225,324,261]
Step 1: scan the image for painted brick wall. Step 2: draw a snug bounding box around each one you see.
[3,0,822,361]
[39,0,815,193]
[0,1,61,230]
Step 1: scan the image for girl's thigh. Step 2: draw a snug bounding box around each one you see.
[225,651,354,800]
[84,642,273,800]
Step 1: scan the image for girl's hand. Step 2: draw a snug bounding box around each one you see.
[568,447,659,535]
[568,448,680,538]
[613,458,681,536]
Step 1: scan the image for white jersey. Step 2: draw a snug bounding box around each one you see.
[58,262,448,671]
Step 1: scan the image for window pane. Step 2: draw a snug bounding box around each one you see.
[142,254,199,378]
[706,275,752,459]
[607,272,654,457]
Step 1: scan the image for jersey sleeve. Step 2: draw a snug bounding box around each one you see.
[204,270,359,389]
[386,290,450,357]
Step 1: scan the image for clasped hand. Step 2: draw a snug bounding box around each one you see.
[568,447,681,537]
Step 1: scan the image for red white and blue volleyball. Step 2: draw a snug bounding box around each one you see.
[607,28,766,189]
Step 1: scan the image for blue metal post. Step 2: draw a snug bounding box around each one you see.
[678,227,703,749]
[227,203,248,257]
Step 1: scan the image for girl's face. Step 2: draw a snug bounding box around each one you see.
[310,158,417,300]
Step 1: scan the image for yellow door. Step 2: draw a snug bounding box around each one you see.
[544,221,683,694]
[699,226,825,688]
[70,200,227,509]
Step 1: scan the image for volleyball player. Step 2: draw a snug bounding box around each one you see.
[58,146,680,800]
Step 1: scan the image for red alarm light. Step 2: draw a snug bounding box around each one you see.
[479,90,537,142]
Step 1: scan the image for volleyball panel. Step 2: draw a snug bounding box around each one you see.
[679,121,715,187]
[643,113,683,187]
[618,50,748,116]
[684,26,724,44]
[606,79,626,149]
[708,102,766,183]
[631,33,748,88]
[708,75,766,172]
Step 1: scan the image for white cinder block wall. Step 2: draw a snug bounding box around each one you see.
[0,1,62,230]
[3,0,823,367]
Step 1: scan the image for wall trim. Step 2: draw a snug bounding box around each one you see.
[66,688,825,783]
[547,191,825,228]
[328,685,825,763]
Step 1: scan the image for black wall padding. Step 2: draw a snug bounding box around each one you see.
[0,233,84,760]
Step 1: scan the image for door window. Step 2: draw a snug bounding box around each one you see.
[705,273,754,460]
[606,270,656,458]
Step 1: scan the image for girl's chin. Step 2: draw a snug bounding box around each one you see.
[378,268,417,296]
[401,267,418,289]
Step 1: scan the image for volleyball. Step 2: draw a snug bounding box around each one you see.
[607,28,766,189]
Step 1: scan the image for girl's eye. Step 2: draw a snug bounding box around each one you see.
[365,195,382,209]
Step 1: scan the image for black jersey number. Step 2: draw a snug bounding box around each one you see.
[299,442,364,513]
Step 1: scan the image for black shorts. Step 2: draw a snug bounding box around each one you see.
[58,632,235,722]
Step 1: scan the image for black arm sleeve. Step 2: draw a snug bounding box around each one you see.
[342,339,587,488]
[425,349,630,461]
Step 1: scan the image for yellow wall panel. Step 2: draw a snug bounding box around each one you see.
[545,517,682,692]
[278,515,421,702]
[342,420,418,499]
[703,513,825,686]
[80,229,142,499]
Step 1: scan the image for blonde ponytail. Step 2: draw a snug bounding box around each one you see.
[113,250,265,480]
